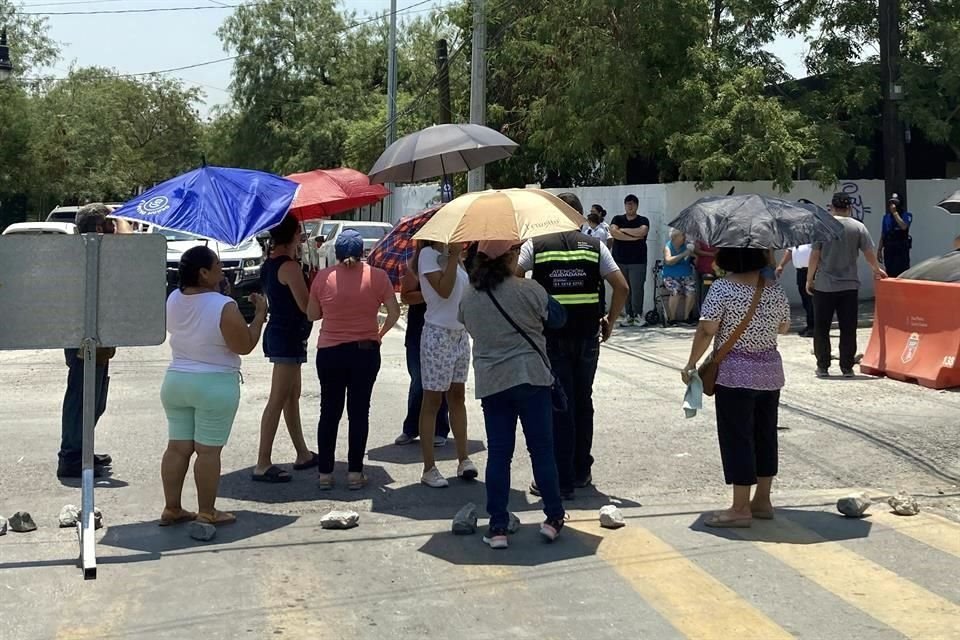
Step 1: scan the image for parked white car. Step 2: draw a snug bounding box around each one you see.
[154,228,264,297]
[2,221,78,235]
[45,204,122,224]
[307,220,393,269]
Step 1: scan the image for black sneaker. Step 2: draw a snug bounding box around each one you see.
[94,453,112,466]
[540,516,566,542]
[57,462,106,479]
[841,368,855,378]
[573,474,593,489]
[529,482,574,500]
[816,368,830,378]
[482,527,509,549]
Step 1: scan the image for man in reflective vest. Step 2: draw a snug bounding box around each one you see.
[517,193,628,498]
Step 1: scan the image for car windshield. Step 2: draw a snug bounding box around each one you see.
[346,226,389,240]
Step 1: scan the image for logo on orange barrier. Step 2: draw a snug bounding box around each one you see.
[901,332,921,364]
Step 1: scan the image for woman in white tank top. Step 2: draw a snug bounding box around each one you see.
[159,246,267,527]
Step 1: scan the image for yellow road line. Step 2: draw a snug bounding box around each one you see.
[742,517,960,640]
[570,521,793,640]
[867,510,960,558]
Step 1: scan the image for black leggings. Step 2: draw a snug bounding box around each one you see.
[316,342,381,474]
[714,386,780,486]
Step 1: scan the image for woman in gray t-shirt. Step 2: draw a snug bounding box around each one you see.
[459,240,567,549]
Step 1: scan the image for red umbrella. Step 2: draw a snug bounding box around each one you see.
[287,168,390,221]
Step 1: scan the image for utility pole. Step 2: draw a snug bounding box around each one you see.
[386,0,398,149]
[879,0,907,208]
[436,39,452,125]
[467,0,487,193]
[384,0,398,222]
[436,39,454,202]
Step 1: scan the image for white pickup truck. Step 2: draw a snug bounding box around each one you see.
[155,228,265,314]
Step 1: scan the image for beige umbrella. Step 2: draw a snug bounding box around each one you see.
[412,189,585,244]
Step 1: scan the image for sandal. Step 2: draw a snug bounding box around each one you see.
[704,511,753,528]
[317,473,335,491]
[196,510,237,526]
[158,508,196,527]
[292,452,319,471]
[347,472,368,491]
[751,508,775,520]
[252,465,292,483]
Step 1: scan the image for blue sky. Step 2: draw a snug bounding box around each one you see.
[26,0,809,118]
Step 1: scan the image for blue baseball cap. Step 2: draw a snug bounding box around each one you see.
[335,229,364,261]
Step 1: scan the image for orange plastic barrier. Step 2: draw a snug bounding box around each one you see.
[860,279,960,389]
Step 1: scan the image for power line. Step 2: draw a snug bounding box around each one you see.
[23,0,435,16]
[23,4,233,15]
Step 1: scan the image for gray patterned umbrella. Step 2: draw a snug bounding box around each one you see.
[368,123,518,184]
[899,251,960,282]
[667,194,844,249]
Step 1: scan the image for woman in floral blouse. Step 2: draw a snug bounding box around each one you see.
[682,247,791,528]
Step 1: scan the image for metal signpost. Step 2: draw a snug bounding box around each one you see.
[0,233,167,579]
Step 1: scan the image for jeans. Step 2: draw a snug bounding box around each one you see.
[402,339,450,438]
[481,384,565,529]
[316,342,381,474]
[618,262,646,318]
[547,335,601,491]
[60,349,109,464]
[884,248,910,278]
[813,289,859,371]
[796,268,814,330]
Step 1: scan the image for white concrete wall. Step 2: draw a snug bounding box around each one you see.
[392,179,960,308]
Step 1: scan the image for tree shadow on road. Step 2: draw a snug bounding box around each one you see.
[99,509,298,554]
[365,439,487,465]
[689,508,873,544]
[216,461,395,504]
[418,523,604,566]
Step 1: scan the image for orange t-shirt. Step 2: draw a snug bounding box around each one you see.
[310,263,395,349]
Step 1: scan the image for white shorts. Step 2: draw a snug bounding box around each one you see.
[421,323,470,392]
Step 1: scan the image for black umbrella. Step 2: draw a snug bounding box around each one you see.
[899,251,960,282]
[667,194,844,249]
[936,190,960,215]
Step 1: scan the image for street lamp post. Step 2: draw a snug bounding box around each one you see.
[0,28,14,81]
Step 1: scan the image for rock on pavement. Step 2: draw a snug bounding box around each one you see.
[599,505,626,529]
[888,491,920,516]
[189,521,217,542]
[836,493,872,518]
[451,503,478,535]
[60,505,104,529]
[9,512,37,533]
[321,510,360,530]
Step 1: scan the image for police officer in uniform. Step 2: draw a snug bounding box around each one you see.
[517,193,628,498]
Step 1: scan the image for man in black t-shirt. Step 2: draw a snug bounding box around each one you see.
[609,194,650,326]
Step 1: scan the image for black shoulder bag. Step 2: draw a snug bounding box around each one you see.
[486,290,568,412]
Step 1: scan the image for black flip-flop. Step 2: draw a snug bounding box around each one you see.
[292,452,319,471]
[252,465,292,483]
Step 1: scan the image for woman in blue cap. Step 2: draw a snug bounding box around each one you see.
[307,229,401,490]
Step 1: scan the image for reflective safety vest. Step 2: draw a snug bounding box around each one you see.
[531,231,604,338]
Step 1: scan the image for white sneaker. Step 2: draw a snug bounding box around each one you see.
[457,458,479,480]
[421,466,449,488]
[433,436,448,448]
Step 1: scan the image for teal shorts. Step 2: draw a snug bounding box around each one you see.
[161,370,241,447]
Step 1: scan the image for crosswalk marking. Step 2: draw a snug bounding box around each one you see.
[740,516,960,640]
[570,521,794,640]
[867,509,960,558]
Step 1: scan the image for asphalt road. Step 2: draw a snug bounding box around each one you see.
[1,319,959,639]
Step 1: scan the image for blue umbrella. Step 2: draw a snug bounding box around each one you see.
[113,166,299,246]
